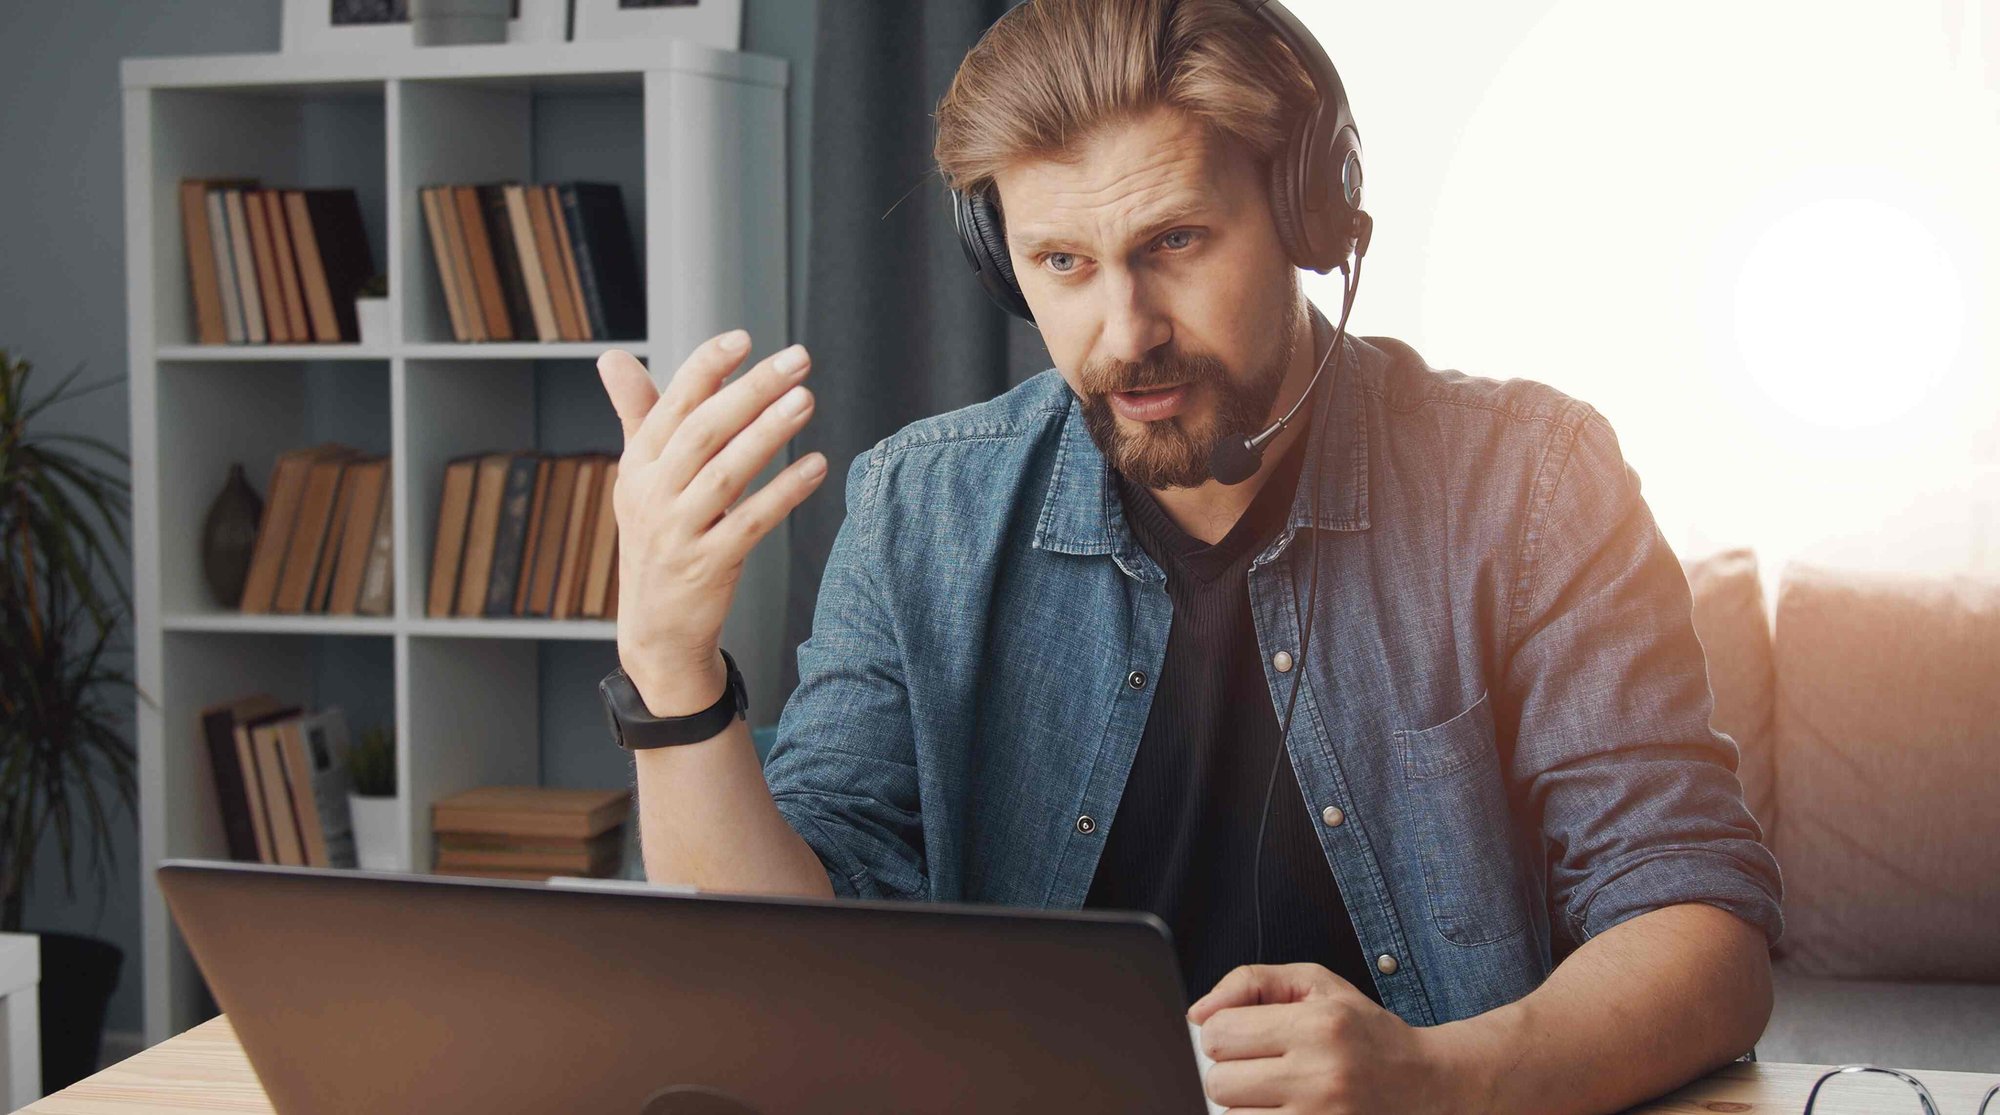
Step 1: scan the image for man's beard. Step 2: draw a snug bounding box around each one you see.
[1078,309,1302,490]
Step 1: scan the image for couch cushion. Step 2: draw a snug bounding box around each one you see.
[1770,563,2000,980]
[1760,966,2000,1072]
[1682,548,1777,834]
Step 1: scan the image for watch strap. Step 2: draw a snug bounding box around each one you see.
[601,648,746,749]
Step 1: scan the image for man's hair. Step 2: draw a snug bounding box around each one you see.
[933,0,1319,201]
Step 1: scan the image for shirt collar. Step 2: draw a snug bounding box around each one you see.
[1032,307,1372,562]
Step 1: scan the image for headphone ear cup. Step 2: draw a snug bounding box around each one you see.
[1267,132,1309,269]
[964,190,1034,322]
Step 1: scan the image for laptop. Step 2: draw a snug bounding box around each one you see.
[158,859,1213,1114]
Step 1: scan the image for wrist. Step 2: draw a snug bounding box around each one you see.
[1417,1013,1510,1115]
[622,647,728,718]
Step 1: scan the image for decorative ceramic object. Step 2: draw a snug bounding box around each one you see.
[201,463,263,608]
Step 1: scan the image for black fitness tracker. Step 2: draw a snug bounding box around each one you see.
[600,648,747,749]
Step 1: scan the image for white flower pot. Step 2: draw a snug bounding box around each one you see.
[354,296,389,348]
[347,793,407,872]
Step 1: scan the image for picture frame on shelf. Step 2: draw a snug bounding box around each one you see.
[570,0,741,50]
[283,0,569,53]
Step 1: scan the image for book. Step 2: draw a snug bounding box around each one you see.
[435,827,626,856]
[244,189,290,344]
[456,453,514,617]
[523,455,580,615]
[198,693,291,862]
[239,443,347,613]
[355,478,396,616]
[232,704,302,863]
[513,456,553,614]
[274,449,358,614]
[420,186,474,343]
[503,184,560,342]
[434,833,623,874]
[544,184,593,341]
[252,718,307,865]
[328,456,389,614]
[206,190,247,344]
[524,184,581,342]
[580,459,620,618]
[435,184,486,342]
[552,455,604,620]
[479,184,536,341]
[286,188,375,343]
[263,190,312,343]
[224,189,266,344]
[482,453,541,617]
[453,185,513,341]
[308,453,361,612]
[431,786,630,840]
[275,710,357,869]
[427,455,481,617]
[179,178,253,345]
[558,182,646,340]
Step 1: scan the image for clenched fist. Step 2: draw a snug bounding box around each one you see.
[597,331,828,716]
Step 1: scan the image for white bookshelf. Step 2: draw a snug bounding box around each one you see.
[122,40,789,1045]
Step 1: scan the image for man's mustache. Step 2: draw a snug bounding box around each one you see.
[1080,353,1228,396]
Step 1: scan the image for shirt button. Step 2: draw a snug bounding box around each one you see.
[1376,953,1399,976]
[1076,815,1097,835]
[1321,805,1345,828]
[1127,670,1147,690]
[1273,650,1294,673]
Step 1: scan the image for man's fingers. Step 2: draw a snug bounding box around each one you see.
[596,348,659,443]
[1187,963,1339,1023]
[677,382,816,528]
[627,329,754,463]
[704,451,829,562]
[657,342,812,494]
[1196,1003,1299,1061]
[1200,1054,1288,1109]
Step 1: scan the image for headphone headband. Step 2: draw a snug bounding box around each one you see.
[950,0,1365,323]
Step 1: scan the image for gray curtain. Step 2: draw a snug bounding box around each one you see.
[783,2,1050,698]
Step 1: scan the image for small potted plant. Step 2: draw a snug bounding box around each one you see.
[344,725,403,871]
[354,274,389,349]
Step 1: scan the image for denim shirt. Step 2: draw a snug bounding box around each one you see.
[764,331,1784,1025]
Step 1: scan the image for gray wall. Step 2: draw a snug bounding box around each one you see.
[0,0,816,1041]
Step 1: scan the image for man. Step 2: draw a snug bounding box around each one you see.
[595,0,1783,1111]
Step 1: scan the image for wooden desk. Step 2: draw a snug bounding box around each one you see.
[16,1014,2000,1113]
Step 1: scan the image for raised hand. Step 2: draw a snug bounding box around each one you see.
[597,331,828,715]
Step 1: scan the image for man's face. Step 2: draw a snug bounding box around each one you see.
[993,104,1304,489]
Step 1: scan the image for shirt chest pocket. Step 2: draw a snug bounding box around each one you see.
[1393,690,1528,946]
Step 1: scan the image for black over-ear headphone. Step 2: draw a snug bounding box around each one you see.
[949,0,1372,325]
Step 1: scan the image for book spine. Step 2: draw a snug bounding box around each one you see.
[206,190,246,344]
[558,185,609,341]
[483,454,542,616]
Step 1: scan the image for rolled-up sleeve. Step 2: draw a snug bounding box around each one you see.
[762,445,928,901]
[1501,402,1784,949]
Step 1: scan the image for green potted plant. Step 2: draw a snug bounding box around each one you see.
[344,725,403,871]
[0,349,142,1092]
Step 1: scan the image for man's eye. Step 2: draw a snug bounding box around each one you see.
[1160,229,1196,250]
[1046,252,1077,274]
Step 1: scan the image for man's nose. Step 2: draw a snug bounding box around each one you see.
[1097,271,1171,366]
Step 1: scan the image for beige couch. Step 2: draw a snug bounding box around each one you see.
[1684,550,2000,1071]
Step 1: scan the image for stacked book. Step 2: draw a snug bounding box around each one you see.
[432,786,630,881]
[419,181,644,343]
[178,179,375,345]
[199,695,357,868]
[237,443,393,615]
[427,451,619,620]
